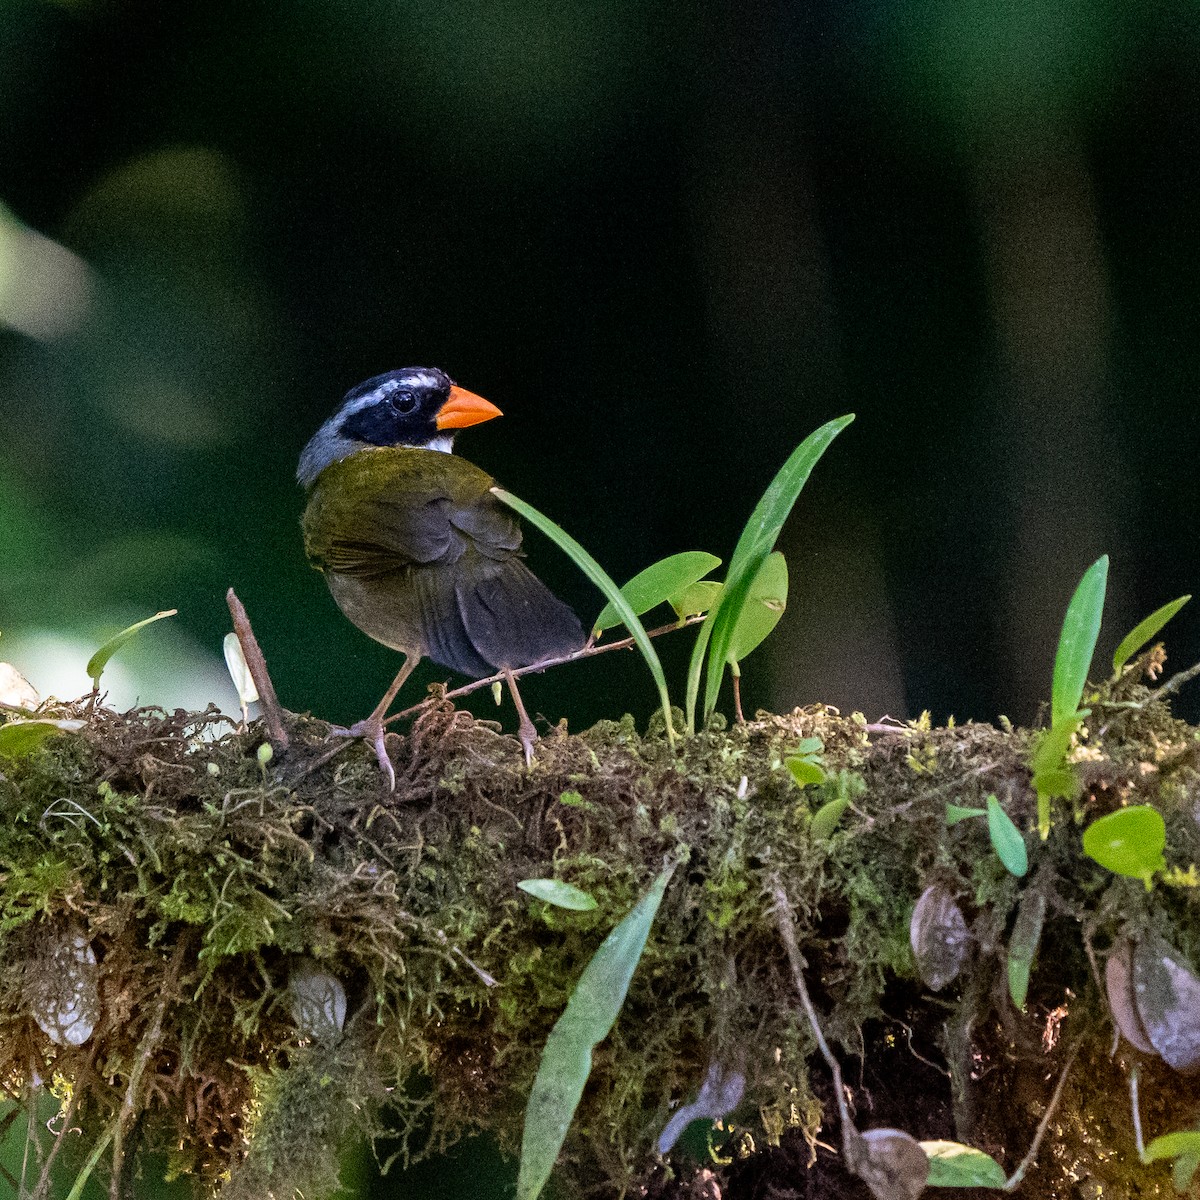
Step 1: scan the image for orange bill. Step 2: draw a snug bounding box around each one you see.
[436,385,503,430]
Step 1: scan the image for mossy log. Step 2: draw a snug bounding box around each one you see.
[1,661,1199,1199]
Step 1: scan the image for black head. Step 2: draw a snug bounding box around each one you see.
[298,367,501,488]
[337,367,453,449]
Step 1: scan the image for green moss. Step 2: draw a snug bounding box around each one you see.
[0,687,1197,1198]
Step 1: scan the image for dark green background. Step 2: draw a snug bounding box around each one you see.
[1,0,1198,1194]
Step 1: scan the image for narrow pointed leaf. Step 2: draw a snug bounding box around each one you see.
[920,1141,1006,1188]
[945,803,986,826]
[86,609,178,688]
[1007,889,1046,1009]
[593,552,721,634]
[1112,595,1191,676]
[518,879,598,912]
[687,414,854,728]
[726,552,788,664]
[1051,556,1108,727]
[493,489,674,745]
[517,865,674,1200]
[987,795,1028,877]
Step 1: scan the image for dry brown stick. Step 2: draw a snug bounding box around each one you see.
[1003,1039,1080,1191]
[1145,658,1200,706]
[226,588,289,750]
[385,614,707,726]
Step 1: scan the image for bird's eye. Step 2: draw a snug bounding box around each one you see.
[389,390,417,414]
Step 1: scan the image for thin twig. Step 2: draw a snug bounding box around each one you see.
[386,614,706,726]
[1144,659,1200,706]
[1003,1039,1080,1191]
[226,589,289,750]
[109,942,185,1199]
[770,877,856,1158]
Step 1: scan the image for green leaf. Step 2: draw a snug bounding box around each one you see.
[945,803,986,826]
[787,757,826,787]
[518,879,598,912]
[1051,556,1108,727]
[810,797,849,840]
[1144,1130,1200,1163]
[668,580,722,623]
[592,552,721,635]
[686,415,854,730]
[1030,713,1085,775]
[1082,805,1166,886]
[86,609,178,689]
[1007,888,1046,1010]
[791,737,824,756]
[726,552,788,665]
[987,795,1028,877]
[1112,595,1191,676]
[920,1141,1006,1188]
[1174,1150,1200,1193]
[0,719,85,758]
[493,489,675,746]
[517,865,674,1200]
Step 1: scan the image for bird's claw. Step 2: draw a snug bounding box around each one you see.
[329,718,396,792]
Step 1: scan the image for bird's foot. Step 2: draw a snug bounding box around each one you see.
[328,717,396,792]
[516,711,537,767]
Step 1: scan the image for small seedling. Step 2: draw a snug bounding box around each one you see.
[1111,595,1191,678]
[86,609,178,694]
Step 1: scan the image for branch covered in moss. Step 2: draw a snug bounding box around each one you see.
[0,658,1198,1199]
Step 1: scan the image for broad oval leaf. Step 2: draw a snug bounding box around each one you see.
[920,1140,1006,1188]
[86,609,178,688]
[810,797,849,840]
[494,489,675,745]
[0,719,84,759]
[593,552,721,635]
[687,414,854,728]
[987,795,1028,877]
[1105,939,1156,1054]
[518,879,598,912]
[517,865,674,1200]
[1112,595,1191,675]
[1051,556,1108,727]
[1132,932,1200,1072]
[910,884,971,992]
[786,757,826,787]
[669,580,722,622]
[726,552,788,665]
[1082,805,1166,885]
[1145,1130,1200,1164]
[856,1129,929,1200]
[1007,888,1046,1010]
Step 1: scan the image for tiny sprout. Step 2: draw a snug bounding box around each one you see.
[492,680,503,706]
[206,762,220,777]
[256,742,274,767]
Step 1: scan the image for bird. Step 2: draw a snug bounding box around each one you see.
[298,367,585,787]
